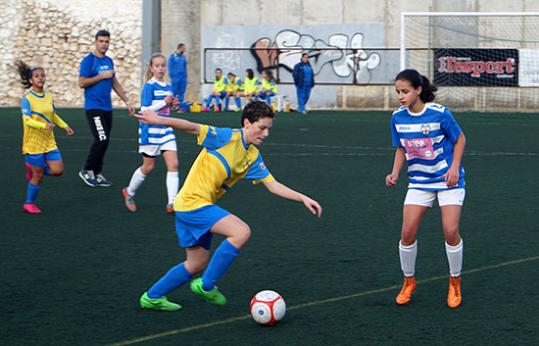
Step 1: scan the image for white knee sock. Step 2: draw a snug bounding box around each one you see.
[166,171,179,205]
[127,167,146,196]
[445,239,464,277]
[399,240,418,277]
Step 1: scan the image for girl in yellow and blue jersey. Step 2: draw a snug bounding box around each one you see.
[16,61,74,214]
[238,68,259,102]
[257,69,278,105]
[223,72,242,111]
[203,68,228,112]
[135,101,322,311]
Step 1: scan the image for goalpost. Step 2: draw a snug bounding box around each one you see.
[400,12,539,111]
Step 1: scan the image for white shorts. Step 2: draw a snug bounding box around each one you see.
[138,140,177,157]
[404,188,465,207]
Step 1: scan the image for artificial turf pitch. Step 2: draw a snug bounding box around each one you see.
[1,108,538,345]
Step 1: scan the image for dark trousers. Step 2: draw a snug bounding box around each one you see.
[84,110,112,174]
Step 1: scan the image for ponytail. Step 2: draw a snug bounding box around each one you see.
[16,60,42,89]
[395,69,438,103]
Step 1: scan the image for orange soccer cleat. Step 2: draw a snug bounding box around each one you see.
[121,188,137,212]
[447,276,462,308]
[396,277,416,305]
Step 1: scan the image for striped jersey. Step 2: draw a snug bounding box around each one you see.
[139,78,175,146]
[390,102,465,191]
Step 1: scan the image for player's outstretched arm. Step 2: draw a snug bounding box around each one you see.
[262,180,322,218]
[385,147,405,188]
[135,110,200,135]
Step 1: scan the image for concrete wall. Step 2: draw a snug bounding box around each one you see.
[3,0,539,110]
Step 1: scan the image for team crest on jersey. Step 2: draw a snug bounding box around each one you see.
[420,124,431,134]
[210,127,217,136]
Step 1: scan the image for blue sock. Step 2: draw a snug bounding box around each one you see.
[205,96,212,108]
[214,96,221,109]
[147,262,192,299]
[26,182,40,203]
[201,240,239,291]
[235,97,241,109]
[44,166,51,176]
[224,97,230,111]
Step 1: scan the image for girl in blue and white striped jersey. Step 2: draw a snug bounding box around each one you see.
[122,53,180,213]
[385,69,466,309]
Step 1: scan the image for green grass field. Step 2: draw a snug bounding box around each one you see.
[2,108,538,345]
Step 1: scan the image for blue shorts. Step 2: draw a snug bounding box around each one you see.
[25,149,62,167]
[175,205,231,250]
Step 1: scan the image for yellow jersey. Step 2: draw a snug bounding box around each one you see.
[21,90,69,155]
[174,124,275,212]
[226,77,242,93]
[213,77,229,93]
[261,79,278,94]
[242,77,260,94]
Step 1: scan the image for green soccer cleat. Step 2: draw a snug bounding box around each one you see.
[139,292,182,311]
[190,278,227,305]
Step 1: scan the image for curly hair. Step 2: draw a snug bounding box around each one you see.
[241,100,275,127]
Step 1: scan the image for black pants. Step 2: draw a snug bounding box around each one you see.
[84,109,113,174]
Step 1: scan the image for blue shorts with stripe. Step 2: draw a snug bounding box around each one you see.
[175,204,231,250]
[25,149,62,167]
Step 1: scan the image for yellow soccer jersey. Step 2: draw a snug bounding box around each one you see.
[174,124,275,212]
[261,79,278,94]
[212,77,229,93]
[21,90,69,155]
[242,77,259,94]
[226,77,242,93]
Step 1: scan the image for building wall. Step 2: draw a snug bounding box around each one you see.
[2,0,539,110]
[0,0,142,107]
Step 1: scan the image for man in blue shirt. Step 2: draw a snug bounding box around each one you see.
[293,53,315,114]
[168,43,188,106]
[78,30,135,187]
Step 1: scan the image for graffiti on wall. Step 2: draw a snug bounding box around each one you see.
[250,29,381,83]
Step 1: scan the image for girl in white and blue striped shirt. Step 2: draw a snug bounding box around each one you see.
[386,69,466,309]
[122,53,180,213]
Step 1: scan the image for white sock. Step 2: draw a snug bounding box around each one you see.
[127,167,146,196]
[399,240,418,277]
[166,171,179,205]
[445,239,464,277]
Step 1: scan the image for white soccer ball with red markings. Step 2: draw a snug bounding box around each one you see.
[250,290,286,325]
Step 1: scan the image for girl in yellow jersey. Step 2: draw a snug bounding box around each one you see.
[136,101,322,311]
[257,69,278,105]
[238,68,260,102]
[223,72,242,111]
[202,68,228,112]
[16,61,74,214]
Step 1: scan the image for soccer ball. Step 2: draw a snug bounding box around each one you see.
[250,290,286,325]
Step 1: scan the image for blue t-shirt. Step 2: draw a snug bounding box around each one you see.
[390,103,464,191]
[79,53,114,111]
